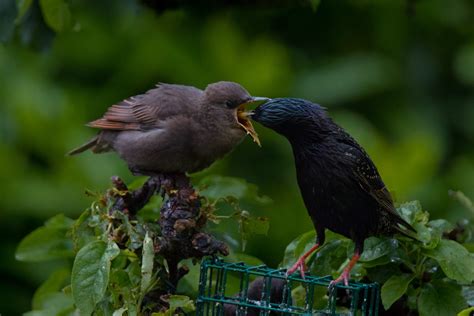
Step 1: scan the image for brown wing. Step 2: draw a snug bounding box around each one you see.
[87,83,203,131]
[87,95,154,130]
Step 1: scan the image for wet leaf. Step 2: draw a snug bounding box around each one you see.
[381,274,414,310]
[397,201,423,225]
[359,237,398,262]
[140,232,154,294]
[71,240,120,315]
[425,239,474,283]
[418,281,466,316]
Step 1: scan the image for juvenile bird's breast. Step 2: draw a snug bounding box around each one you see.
[191,122,246,169]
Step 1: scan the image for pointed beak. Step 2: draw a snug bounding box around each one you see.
[250,96,271,103]
[235,97,270,146]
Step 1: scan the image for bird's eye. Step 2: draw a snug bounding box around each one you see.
[225,100,234,108]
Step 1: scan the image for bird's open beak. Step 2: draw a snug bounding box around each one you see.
[236,97,270,146]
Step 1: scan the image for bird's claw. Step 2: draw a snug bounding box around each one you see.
[286,258,307,279]
[329,270,350,288]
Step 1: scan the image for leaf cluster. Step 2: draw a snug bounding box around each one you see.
[15,175,269,315]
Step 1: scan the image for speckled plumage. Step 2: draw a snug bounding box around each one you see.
[69,82,260,174]
[252,98,415,279]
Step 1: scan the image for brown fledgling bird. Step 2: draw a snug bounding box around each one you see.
[69,81,267,175]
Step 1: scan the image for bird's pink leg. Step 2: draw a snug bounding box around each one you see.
[286,243,320,278]
[330,251,361,287]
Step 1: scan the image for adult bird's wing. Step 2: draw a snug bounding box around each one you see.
[87,83,203,131]
[336,134,416,234]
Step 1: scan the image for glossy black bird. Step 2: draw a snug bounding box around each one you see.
[252,98,415,285]
[69,81,267,175]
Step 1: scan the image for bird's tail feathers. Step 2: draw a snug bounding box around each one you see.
[67,136,99,156]
[392,215,419,241]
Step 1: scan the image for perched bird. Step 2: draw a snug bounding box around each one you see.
[69,81,267,175]
[251,98,415,285]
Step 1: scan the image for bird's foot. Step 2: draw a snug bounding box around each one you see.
[329,270,351,288]
[286,257,307,279]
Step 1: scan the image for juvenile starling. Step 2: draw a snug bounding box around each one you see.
[69,81,267,175]
[252,98,415,285]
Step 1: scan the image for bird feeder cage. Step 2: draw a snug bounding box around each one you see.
[196,258,380,316]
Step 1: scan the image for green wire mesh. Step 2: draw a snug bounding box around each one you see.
[196,258,380,316]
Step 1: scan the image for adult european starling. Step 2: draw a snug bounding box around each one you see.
[251,98,415,285]
[69,81,267,175]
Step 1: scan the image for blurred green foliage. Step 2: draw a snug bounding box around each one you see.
[1,0,474,314]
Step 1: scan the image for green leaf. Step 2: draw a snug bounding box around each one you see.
[359,237,397,262]
[112,307,128,316]
[311,239,350,277]
[281,230,316,268]
[32,268,71,310]
[429,219,455,236]
[237,211,269,250]
[126,259,142,287]
[140,232,154,295]
[39,0,71,32]
[168,295,195,313]
[71,240,120,316]
[24,292,75,316]
[16,0,33,20]
[425,239,474,283]
[458,307,474,316]
[199,175,271,204]
[381,274,414,310]
[397,201,424,225]
[418,281,467,316]
[15,214,74,262]
[71,209,96,251]
[240,214,269,236]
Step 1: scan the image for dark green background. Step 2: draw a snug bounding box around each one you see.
[1,0,474,314]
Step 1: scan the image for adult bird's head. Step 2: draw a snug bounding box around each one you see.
[202,81,269,145]
[251,98,329,138]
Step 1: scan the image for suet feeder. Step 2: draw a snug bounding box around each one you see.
[196,258,380,315]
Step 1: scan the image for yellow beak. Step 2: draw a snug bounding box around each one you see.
[236,97,270,146]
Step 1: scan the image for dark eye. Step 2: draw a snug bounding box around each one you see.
[225,100,235,108]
